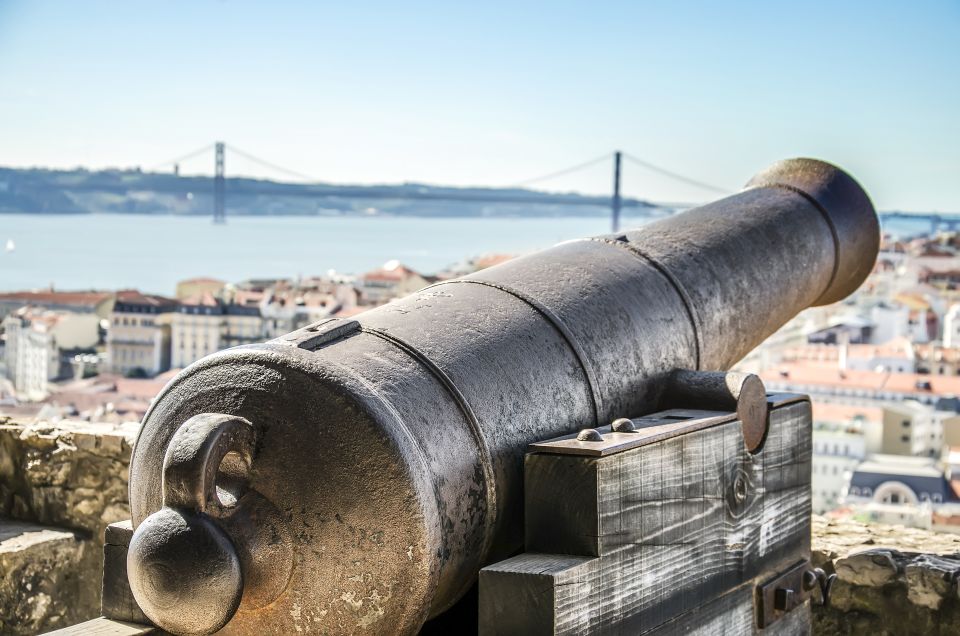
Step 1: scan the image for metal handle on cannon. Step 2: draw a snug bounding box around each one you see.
[127,414,256,635]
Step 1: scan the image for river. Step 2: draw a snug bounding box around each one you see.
[0,213,930,295]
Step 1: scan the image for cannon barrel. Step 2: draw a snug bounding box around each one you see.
[126,158,879,635]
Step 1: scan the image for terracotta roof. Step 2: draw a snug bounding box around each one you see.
[812,402,882,424]
[0,290,112,306]
[8,307,87,331]
[115,290,178,308]
[362,263,422,283]
[763,363,888,390]
[181,291,220,307]
[762,361,960,396]
[25,312,62,331]
[915,344,960,363]
[233,289,265,306]
[884,373,960,395]
[782,338,914,363]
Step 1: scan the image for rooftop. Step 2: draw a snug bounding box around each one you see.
[113,290,179,312]
[0,290,113,307]
[811,402,883,425]
[362,261,424,282]
[762,361,960,396]
[856,454,943,478]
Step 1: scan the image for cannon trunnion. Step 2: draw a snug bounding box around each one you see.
[71,159,877,635]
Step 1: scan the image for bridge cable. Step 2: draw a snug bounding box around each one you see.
[509,153,613,188]
[621,152,730,195]
[148,144,216,171]
[227,145,317,182]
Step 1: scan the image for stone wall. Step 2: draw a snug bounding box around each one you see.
[0,417,137,634]
[812,515,960,635]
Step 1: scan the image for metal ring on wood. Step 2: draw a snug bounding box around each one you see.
[161,413,258,516]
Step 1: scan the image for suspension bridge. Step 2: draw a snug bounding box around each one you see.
[145,142,732,231]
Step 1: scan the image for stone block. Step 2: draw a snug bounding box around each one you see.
[905,556,957,610]
[812,515,960,635]
[835,550,899,587]
[0,419,137,631]
[0,519,97,635]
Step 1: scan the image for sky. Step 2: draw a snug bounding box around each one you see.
[0,1,958,210]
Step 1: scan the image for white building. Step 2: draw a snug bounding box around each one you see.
[810,404,875,514]
[106,291,179,377]
[841,455,953,531]
[259,295,307,340]
[359,261,430,305]
[171,295,264,368]
[881,400,959,458]
[944,304,960,348]
[812,425,867,514]
[2,308,100,399]
[842,337,916,374]
[870,302,912,344]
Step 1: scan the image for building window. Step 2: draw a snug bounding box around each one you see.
[933,494,943,503]
[902,420,911,428]
[901,435,910,443]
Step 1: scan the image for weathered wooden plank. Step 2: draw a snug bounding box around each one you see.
[643,583,810,635]
[42,617,156,635]
[479,553,599,636]
[101,544,150,625]
[525,453,600,556]
[100,520,151,626]
[480,396,813,635]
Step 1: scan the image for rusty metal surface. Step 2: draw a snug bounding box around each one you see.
[529,409,736,457]
[127,413,296,635]
[756,560,815,628]
[126,159,879,635]
[662,370,769,452]
[528,389,808,458]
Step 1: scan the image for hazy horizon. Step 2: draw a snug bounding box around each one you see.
[1,1,958,211]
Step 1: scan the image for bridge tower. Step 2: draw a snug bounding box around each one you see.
[611,150,622,233]
[213,141,226,224]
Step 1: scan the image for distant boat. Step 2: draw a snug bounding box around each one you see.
[4,239,13,253]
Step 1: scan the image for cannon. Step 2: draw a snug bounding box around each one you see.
[96,159,877,635]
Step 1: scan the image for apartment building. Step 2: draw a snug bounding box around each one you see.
[2,308,99,399]
[106,291,179,377]
[171,293,263,368]
[358,261,430,305]
[811,403,876,514]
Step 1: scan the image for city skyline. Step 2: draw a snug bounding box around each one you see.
[1,1,958,210]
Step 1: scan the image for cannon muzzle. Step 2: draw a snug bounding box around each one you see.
[126,158,879,634]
